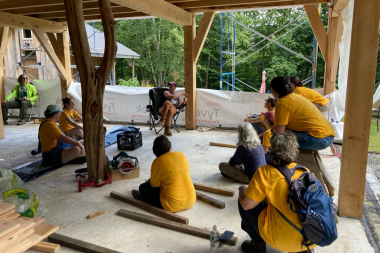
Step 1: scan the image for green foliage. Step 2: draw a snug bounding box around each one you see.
[118,78,139,87]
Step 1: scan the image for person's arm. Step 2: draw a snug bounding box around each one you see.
[77,116,83,123]
[56,134,85,154]
[229,146,244,165]
[263,146,269,154]
[273,125,286,134]
[245,117,262,123]
[239,185,260,210]
[2,86,17,105]
[164,91,190,100]
[65,117,83,129]
[258,133,264,139]
[28,86,39,103]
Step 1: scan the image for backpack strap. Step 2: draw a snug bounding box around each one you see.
[273,163,307,184]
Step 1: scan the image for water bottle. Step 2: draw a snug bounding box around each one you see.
[210,225,219,253]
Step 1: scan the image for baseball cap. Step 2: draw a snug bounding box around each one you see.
[45,104,63,114]
[168,81,177,87]
[263,110,275,123]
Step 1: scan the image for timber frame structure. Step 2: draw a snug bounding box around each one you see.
[0,0,378,219]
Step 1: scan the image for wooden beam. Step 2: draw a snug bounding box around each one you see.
[338,0,380,219]
[30,242,60,253]
[193,12,214,63]
[323,15,343,95]
[49,233,122,253]
[331,0,350,11]
[175,0,295,9]
[184,14,196,129]
[117,209,239,246]
[32,29,67,81]
[193,183,235,196]
[196,192,225,209]
[210,142,238,149]
[86,209,106,219]
[110,0,192,26]
[55,12,148,22]
[65,0,117,182]
[304,4,328,61]
[186,0,329,13]
[0,0,71,10]
[38,6,136,19]
[56,28,72,98]
[46,33,58,53]
[0,12,65,33]
[0,27,9,139]
[110,191,189,224]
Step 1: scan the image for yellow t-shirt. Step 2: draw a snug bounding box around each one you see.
[274,93,335,138]
[244,163,317,252]
[59,108,81,133]
[150,151,196,212]
[262,129,272,147]
[39,119,64,153]
[294,87,329,106]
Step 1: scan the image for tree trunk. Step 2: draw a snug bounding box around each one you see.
[64,0,117,181]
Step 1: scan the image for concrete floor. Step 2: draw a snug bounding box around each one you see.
[0,118,375,253]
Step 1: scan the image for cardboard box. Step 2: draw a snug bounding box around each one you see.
[110,166,140,182]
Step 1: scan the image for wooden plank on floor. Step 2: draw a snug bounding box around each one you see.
[196,192,225,209]
[110,191,189,224]
[48,233,122,253]
[193,183,235,196]
[30,241,60,253]
[210,142,238,149]
[86,210,106,219]
[117,209,238,246]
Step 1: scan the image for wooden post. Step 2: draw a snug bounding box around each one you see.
[0,27,9,139]
[131,58,134,79]
[338,0,380,218]
[184,14,196,130]
[323,14,343,95]
[64,0,117,181]
[56,29,72,98]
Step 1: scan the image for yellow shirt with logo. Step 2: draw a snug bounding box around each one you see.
[39,119,64,153]
[262,129,272,148]
[59,108,81,133]
[150,151,196,212]
[274,93,335,138]
[294,87,329,106]
[244,163,317,252]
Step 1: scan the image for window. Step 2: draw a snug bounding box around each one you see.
[23,50,36,57]
[22,29,32,39]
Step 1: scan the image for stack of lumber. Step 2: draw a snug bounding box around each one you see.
[0,201,59,253]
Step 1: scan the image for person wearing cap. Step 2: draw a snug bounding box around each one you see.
[1,74,39,125]
[59,97,83,139]
[219,122,266,184]
[158,81,189,136]
[39,105,86,166]
[289,75,330,112]
[244,97,276,136]
[261,111,274,164]
[131,135,196,213]
[270,76,335,150]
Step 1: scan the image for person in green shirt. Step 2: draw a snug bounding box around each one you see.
[1,74,39,125]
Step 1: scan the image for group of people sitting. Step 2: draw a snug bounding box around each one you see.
[131,75,334,253]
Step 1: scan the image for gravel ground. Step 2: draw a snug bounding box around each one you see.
[368,153,380,181]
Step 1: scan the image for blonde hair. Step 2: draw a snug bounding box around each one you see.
[237,122,261,151]
[270,131,299,165]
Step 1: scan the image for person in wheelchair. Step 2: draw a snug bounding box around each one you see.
[158,81,189,136]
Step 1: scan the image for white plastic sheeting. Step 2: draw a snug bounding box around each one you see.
[68,83,269,127]
[3,77,61,117]
[373,83,380,108]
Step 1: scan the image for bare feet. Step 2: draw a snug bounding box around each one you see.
[132,189,142,200]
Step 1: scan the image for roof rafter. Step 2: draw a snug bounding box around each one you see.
[39,6,136,19]
[55,11,149,22]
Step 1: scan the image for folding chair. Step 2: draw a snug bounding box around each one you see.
[146,87,186,134]
[28,93,41,122]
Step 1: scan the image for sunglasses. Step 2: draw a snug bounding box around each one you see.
[21,77,28,80]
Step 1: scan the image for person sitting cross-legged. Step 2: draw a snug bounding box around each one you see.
[158,81,189,136]
[1,74,38,125]
[40,105,86,166]
[132,135,196,212]
[219,122,266,184]
[59,97,83,139]
[238,131,316,253]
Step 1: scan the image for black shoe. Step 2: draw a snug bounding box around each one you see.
[67,156,87,164]
[3,121,8,125]
[241,240,266,253]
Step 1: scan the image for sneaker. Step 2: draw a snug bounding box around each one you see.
[241,240,266,253]
[18,119,22,122]
[3,121,8,125]
[17,120,25,125]
[132,190,143,200]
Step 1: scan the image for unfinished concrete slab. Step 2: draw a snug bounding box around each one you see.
[0,119,375,253]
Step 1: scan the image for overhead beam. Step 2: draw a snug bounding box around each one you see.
[0,0,96,11]
[193,12,215,63]
[38,6,135,19]
[0,27,9,139]
[331,0,350,11]
[304,4,328,61]
[338,0,380,218]
[55,12,148,22]
[175,0,293,9]
[32,29,67,80]
[0,12,65,33]
[186,0,329,12]
[110,0,192,26]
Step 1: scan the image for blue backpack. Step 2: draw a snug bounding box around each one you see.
[274,164,338,251]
